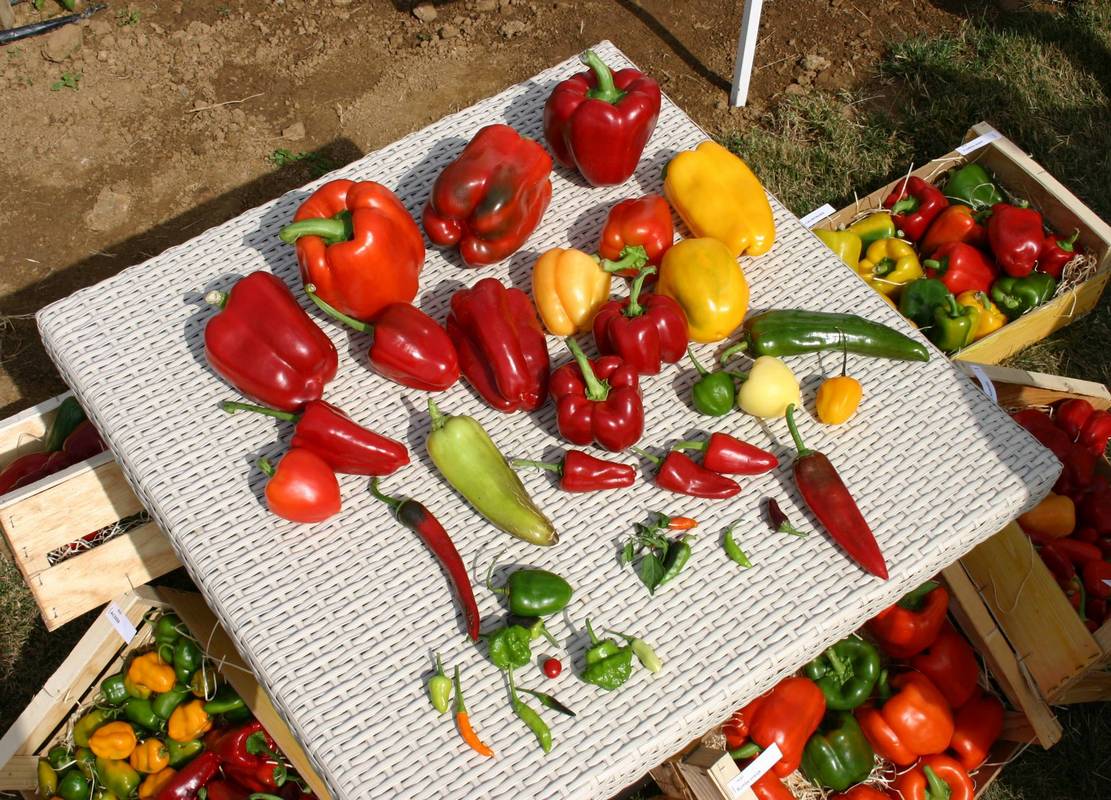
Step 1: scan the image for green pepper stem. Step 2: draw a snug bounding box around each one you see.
[257,458,276,478]
[304,283,375,334]
[686,346,710,376]
[825,646,848,680]
[279,210,354,245]
[873,257,897,277]
[622,265,657,318]
[584,618,599,644]
[720,341,748,365]
[599,245,648,275]
[220,401,300,422]
[923,766,953,800]
[922,258,941,272]
[204,290,228,310]
[891,196,919,215]
[629,446,661,467]
[509,458,563,475]
[897,581,939,611]
[1057,229,1079,252]
[453,666,467,714]
[672,439,707,453]
[784,404,812,457]
[581,49,626,104]
[427,399,446,432]
[368,478,403,513]
[435,653,445,677]
[565,337,609,401]
[729,742,762,760]
[484,549,509,596]
[944,294,961,318]
[507,668,519,702]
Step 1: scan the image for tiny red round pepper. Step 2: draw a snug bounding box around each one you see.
[948,691,1004,771]
[1038,229,1079,279]
[883,176,948,241]
[631,447,740,499]
[909,622,980,708]
[598,195,674,276]
[672,432,778,475]
[892,755,974,800]
[923,241,997,295]
[550,338,644,452]
[259,449,341,524]
[510,450,636,492]
[987,202,1044,277]
[592,266,688,375]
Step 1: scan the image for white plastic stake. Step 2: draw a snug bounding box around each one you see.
[956,127,1002,156]
[967,364,999,405]
[729,0,765,107]
[800,203,836,228]
[728,742,782,797]
[105,601,137,644]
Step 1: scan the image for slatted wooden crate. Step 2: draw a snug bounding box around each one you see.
[0,392,180,629]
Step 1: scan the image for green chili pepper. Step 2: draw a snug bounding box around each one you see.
[73,708,113,747]
[43,396,86,452]
[518,688,576,717]
[152,684,192,719]
[657,535,693,589]
[687,347,736,416]
[427,654,452,715]
[37,758,58,797]
[803,636,881,711]
[508,672,552,753]
[607,630,662,673]
[581,619,633,691]
[94,757,140,800]
[486,625,533,672]
[222,704,254,723]
[73,748,96,780]
[486,557,573,617]
[123,698,163,731]
[173,638,202,685]
[100,674,128,707]
[58,768,89,800]
[165,738,203,768]
[48,745,73,771]
[153,613,182,648]
[203,683,245,716]
[507,615,561,649]
[723,525,752,568]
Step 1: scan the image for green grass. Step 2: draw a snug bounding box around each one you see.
[50,72,81,92]
[267,148,334,179]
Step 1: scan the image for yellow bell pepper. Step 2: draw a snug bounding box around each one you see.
[956,290,1006,340]
[814,229,862,270]
[857,237,922,296]
[167,700,212,743]
[663,141,775,257]
[127,652,176,694]
[736,356,800,419]
[138,769,175,800]
[532,247,613,335]
[89,721,137,761]
[846,212,897,246]
[657,238,749,343]
[129,739,169,774]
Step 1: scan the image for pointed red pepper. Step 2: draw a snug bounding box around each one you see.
[987,202,1044,277]
[631,447,741,499]
[598,194,674,277]
[883,176,948,241]
[62,420,106,462]
[1080,409,1111,457]
[1056,398,1095,441]
[156,752,222,800]
[1038,229,1079,279]
[259,449,341,523]
[948,691,1004,770]
[672,432,778,475]
[510,450,636,492]
[592,265,688,375]
[910,621,980,708]
[551,338,644,452]
[543,49,661,187]
[204,271,338,412]
[923,241,997,295]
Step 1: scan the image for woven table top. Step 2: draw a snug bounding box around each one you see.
[38,42,1059,800]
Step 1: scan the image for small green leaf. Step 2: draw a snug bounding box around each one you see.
[621,540,635,564]
[639,553,664,593]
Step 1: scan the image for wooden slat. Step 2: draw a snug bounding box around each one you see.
[999,711,1037,744]
[957,363,1111,410]
[0,394,66,465]
[1095,620,1111,654]
[1049,670,1111,704]
[972,741,1028,798]
[0,756,37,792]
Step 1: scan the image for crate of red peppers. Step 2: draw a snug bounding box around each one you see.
[811,122,1111,365]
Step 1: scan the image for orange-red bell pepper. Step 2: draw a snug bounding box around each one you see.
[948,692,1003,770]
[855,672,953,766]
[866,580,949,659]
[723,677,826,777]
[919,204,986,256]
[598,194,674,275]
[910,622,980,708]
[892,755,974,800]
[832,787,894,800]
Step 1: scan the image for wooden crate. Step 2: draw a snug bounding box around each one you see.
[812,122,1111,365]
[0,585,330,800]
[0,392,180,630]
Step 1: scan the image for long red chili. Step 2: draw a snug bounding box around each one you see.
[784,404,888,579]
[672,432,778,475]
[370,479,480,641]
[155,751,221,800]
[631,447,741,499]
[510,450,635,492]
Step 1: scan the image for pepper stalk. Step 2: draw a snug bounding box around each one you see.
[564,337,610,400]
[581,49,626,105]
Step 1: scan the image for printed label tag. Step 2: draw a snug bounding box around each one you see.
[105,601,137,644]
[728,743,782,798]
[956,128,1002,156]
[799,203,835,228]
[968,364,999,405]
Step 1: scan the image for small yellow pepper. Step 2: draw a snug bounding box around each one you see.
[857,238,923,297]
[138,768,176,800]
[663,141,775,257]
[956,290,1006,340]
[815,342,862,425]
[89,721,138,761]
[531,247,613,335]
[129,739,169,774]
[167,700,212,742]
[736,356,800,419]
[814,229,862,270]
[657,238,749,343]
[127,652,176,694]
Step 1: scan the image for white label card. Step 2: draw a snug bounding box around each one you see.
[800,204,835,228]
[967,364,999,405]
[956,128,1002,156]
[728,743,782,798]
[105,601,137,644]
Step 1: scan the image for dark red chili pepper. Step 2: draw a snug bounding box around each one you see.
[785,404,888,579]
[510,450,635,492]
[883,176,948,241]
[1038,542,1076,586]
[370,479,480,641]
[0,452,51,495]
[1049,538,1102,565]
[631,447,741,499]
[156,751,221,800]
[1080,410,1111,458]
[1076,526,1099,543]
[1082,559,1111,600]
[1087,597,1108,627]
[1080,488,1111,535]
[62,420,107,461]
[987,203,1044,277]
[1038,229,1079,279]
[767,497,808,537]
[672,432,778,475]
[1056,398,1095,441]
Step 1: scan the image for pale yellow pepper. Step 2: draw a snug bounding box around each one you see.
[531,247,614,336]
[737,356,800,418]
[857,237,922,297]
[663,141,775,257]
[956,290,1007,340]
[657,238,749,343]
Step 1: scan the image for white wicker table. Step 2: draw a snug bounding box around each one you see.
[39,43,1058,800]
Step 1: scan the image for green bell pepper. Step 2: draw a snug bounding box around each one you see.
[123,698,163,731]
[203,683,246,716]
[581,619,633,691]
[898,278,952,328]
[487,563,573,617]
[73,708,113,748]
[100,674,129,707]
[153,613,182,648]
[486,625,533,672]
[990,273,1057,320]
[173,638,202,685]
[930,294,977,352]
[800,712,876,791]
[94,757,140,800]
[165,738,203,768]
[47,745,72,770]
[37,758,58,797]
[151,685,192,720]
[58,768,90,800]
[687,347,736,416]
[803,636,881,711]
[943,163,1004,210]
[846,212,897,246]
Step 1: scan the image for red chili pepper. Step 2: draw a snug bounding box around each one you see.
[542,658,562,678]
[785,404,888,579]
[61,420,107,462]
[1076,525,1099,543]
[423,124,552,266]
[0,452,50,495]
[631,447,741,499]
[543,49,661,187]
[832,786,894,800]
[1080,488,1111,535]
[1062,442,1097,491]
[1087,596,1108,626]
[883,176,948,241]
[551,338,644,452]
[203,779,249,800]
[510,450,636,492]
[1056,398,1096,441]
[204,271,338,412]
[910,622,980,708]
[867,581,949,659]
[1039,542,1077,585]
[923,241,997,295]
[598,195,674,276]
[259,449,341,524]
[667,516,699,531]
[766,497,808,537]
[1037,229,1079,279]
[747,769,795,800]
[1082,559,1111,600]
[592,266,688,375]
[1048,537,1102,565]
[892,754,974,800]
[672,432,778,475]
[948,691,1004,770]
[1099,540,1111,561]
[447,278,550,412]
[1080,410,1111,457]
[278,179,424,322]
[155,751,221,800]
[987,203,1044,277]
[1012,408,1075,477]
[919,204,986,257]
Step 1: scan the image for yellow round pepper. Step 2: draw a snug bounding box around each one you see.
[167,700,212,742]
[657,238,749,343]
[532,247,613,335]
[857,238,922,297]
[138,768,176,800]
[88,721,137,761]
[736,356,800,418]
[816,376,863,425]
[956,290,1007,340]
[129,739,169,774]
[127,652,176,694]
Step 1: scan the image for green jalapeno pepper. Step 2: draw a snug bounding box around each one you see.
[73,708,113,748]
[581,619,633,691]
[221,704,254,723]
[723,525,752,568]
[152,685,192,719]
[37,758,58,797]
[58,768,89,800]
[123,698,163,731]
[507,671,552,753]
[487,558,573,617]
[95,757,139,800]
[203,683,245,716]
[172,638,202,685]
[100,674,129,707]
[153,613,182,647]
[165,738,203,768]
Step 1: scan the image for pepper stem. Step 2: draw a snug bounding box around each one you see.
[599,245,648,275]
[897,580,939,611]
[584,618,599,644]
[581,49,626,104]
[257,458,276,478]
[922,258,942,272]
[720,341,748,365]
[784,404,812,457]
[435,653,446,678]
[629,446,661,467]
[623,265,657,318]
[891,196,919,215]
[873,257,897,277]
[729,742,762,760]
[1058,229,1079,252]
[220,401,300,423]
[427,399,447,432]
[509,458,563,475]
[923,766,952,800]
[368,478,403,513]
[672,439,707,453]
[484,549,509,596]
[837,328,849,379]
[825,647,849,680]
[453,666,467,714]
[204,290,228,310]
[278,210,354,245]
[304,283,375,334]
[686,347,710,377]
[565,337,610,401]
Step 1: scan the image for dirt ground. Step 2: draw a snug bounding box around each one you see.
[0,0,963,416]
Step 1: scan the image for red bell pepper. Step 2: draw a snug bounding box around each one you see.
[910,622,980,708]
[0,452,51,495]
[423,124,552,266]
[1012,408,1077,480]
[204,272,338,412]
[1080,410,1111,457]
[632,447,741,499]
[856,672,953,766]
[883,176,948,241]
[746,769,794,800]
[892,755,974,800]
[213,721,285,792]
[672,432,778,475]
[1083,559,1111,600]
[948,691,1003,770]
[987,203,1044,277]
[832,787,894,800]
[866,580,949,659]
[919,204,986,256]
[551,338,643,452]
[1056,398,1095,441]
[221,400,408,476]
[62,421,106,462]
[592,266,688,375]
[259,449,341,524]
[598,195,674,276]
[1038,229,1079,279]
[1080,488,1111,535]
[156,751,221,800]
[923,242,996,295]
[510,450,636,492]
[543,49,661,187]
[204,780,249,800]
[279,179,423,322]
[723,677,826,776]
[446,278,549,412]
[1087,596,1108,626]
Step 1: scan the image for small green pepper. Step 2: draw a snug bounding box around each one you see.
[803,636,881,711]
[427,654,452,715]
[581,619,633,691]
[898,278,952,328]
[165,738,203,768]
[153,613,182,648]
[486,625,533,672]
[172,638,202,685]
[47,745,72,770]
[221,704,254,723]
[100,674,129,707]
[607,629,662,673]
[37,758,58,797]
[657,535,693,589]
[203,683,245,716]
[487,559,573,617]
[122,675,151,700]
[123,698,163,731]
[508,671,552,753]
[94,757,140,800]
[800,712,875,791]
[723,525,752,568]
[990,273,1057,320]
[73,708,113,748]
[58,769,90,800]
[188,665,218,699]
[94,789,119,800]
[687,347,736,416]
[73,748,96,780]
[152,685,192,720]
[943,163,1004,210]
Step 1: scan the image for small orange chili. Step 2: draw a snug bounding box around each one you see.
[816,333,862,425]
[129,738,170,773]
[667,516,698,531]
[167,700,212,743]
[453,667,493,758]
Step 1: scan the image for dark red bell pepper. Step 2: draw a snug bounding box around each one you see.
[423,124,552,266]
[0,452,51,495]
[631,447,740,499]
[867,581,949,659]
[258,449,341,524]
[543,49,661,187]
[156,751,221,800]
[1056,398,1095,441]
[592,266,688,375]
[510,450,636,492]
[221,400,408,477]
[62,420,106,462]
[948,691,1003,770]
[1080,410,1111,457]
[987,203,1044,277]
[204,271,338,412]
[278,179,424,322]
[672,432,778,475]
[1080,488,1111,535]
[910,622,980,708]
[551,338,644,452]
[446,278,550,412]
[598,195,674,276]
[1082,559,1111,600]
[923,242,996,295]
[1038,229,1079,279]
[213,721,284,791]
[883,176,948,241]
